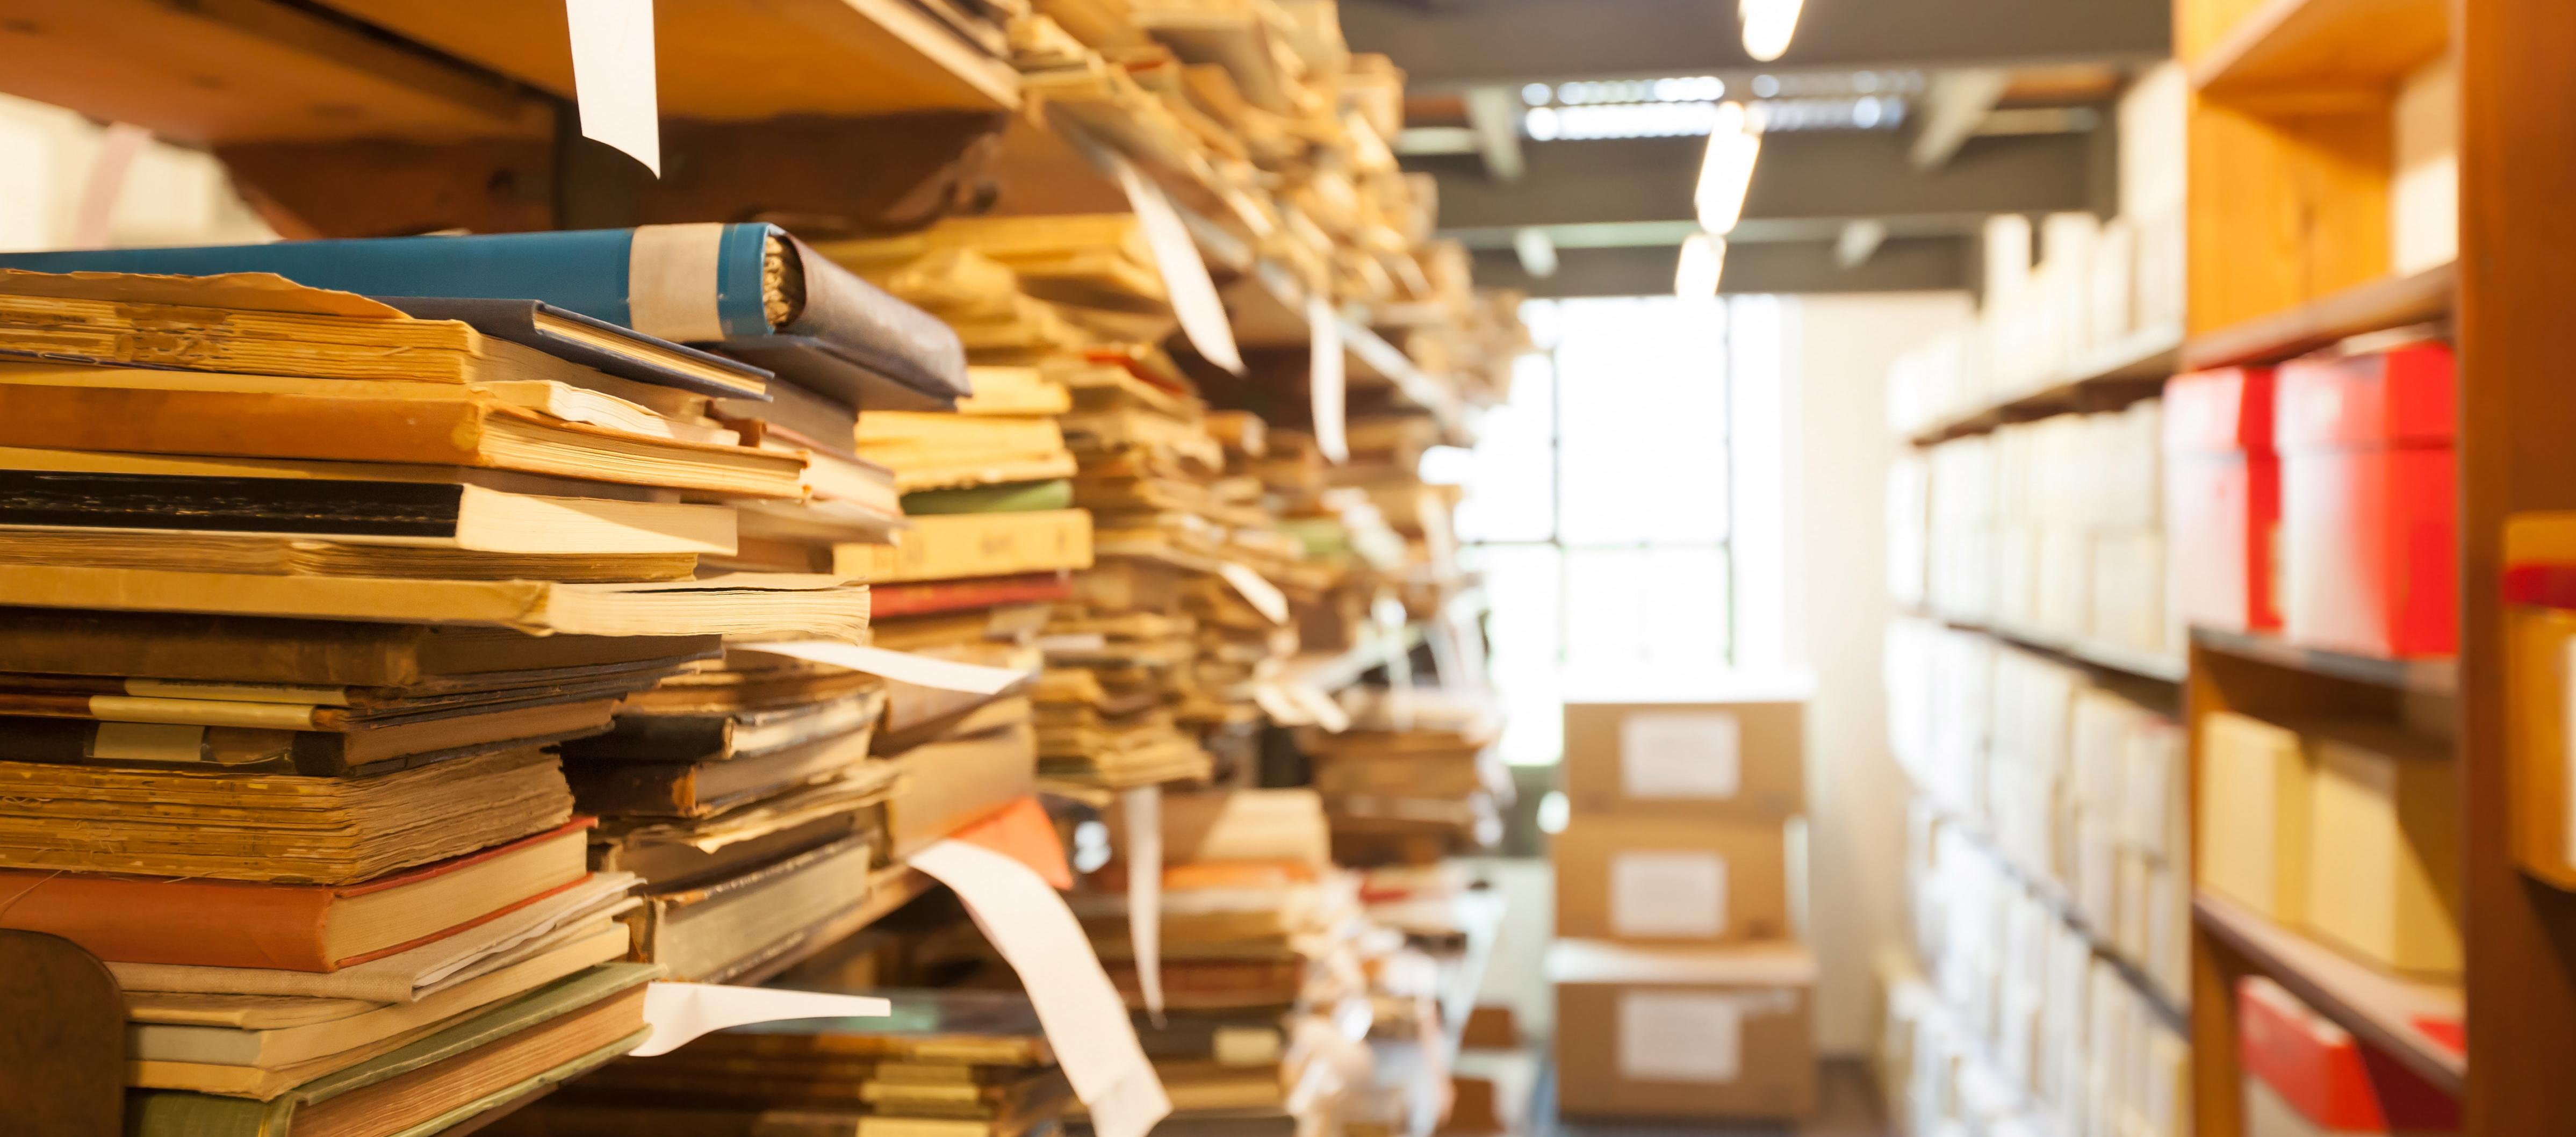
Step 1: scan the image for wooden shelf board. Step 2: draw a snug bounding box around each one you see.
[0,0,551,147]
[2194,890,2465,1094]
[1926,798,2191,1026]
[1918,610,2188,686]
[1909,325,2183,447]
[320,0,1019,119]
[2182,262,2457,371]
[2191,0,2450,97]
[2190,626,2458,695]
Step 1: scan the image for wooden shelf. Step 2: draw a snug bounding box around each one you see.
[0,0,552,147]
[2192,0,2450,98]
[1910,325,2183,446]
[2191,627,2458,695]
[2194,890,2465,1094]
[320,0,1020,118]
[1918,610,2188,686]
[1926,800,2191,1026]
[2181,262,2456,370]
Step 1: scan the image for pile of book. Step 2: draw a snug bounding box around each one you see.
[498,988,1070,1137]
[1298,689,1507,865]
[1085,789,1371,1137]
[1008,0,1440,318]
[0,258,915,1134]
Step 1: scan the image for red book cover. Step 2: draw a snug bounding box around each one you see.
[872,573,1075,618]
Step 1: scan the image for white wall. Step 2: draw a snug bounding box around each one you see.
[1785,291,1977,1054]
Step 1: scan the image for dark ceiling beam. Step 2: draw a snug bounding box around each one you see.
[1473,238,1970,298]
[1416,128,2102,236]
[1342,0,2170,90]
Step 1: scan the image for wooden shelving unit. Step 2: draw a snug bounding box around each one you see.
[2181,261,2457,370]
[2194,891,2464,1093]
[2191,627,2459,695]
[2190,0,2453,97]
[1909,325,2184,445]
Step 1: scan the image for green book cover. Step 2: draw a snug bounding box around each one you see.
[127,963,660,1137]
[901,480,1076,516]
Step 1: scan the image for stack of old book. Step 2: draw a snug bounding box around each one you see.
[491,988,1071,1137]
[1297,689,1507,865]
[1083,789,1366,1137]
[0,266,901,1134]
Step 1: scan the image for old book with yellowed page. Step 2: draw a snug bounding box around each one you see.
[0,531,699,583]
[0,747,572,883]
[0,565,869,639]
[834,510,1093,584]
[957,366,1075,416]
[855,410,1076,492]
[0,362,804,498]
[0,269,751,399]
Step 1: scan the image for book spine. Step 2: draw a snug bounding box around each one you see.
[0,874,335,970]
[0,386,487,466]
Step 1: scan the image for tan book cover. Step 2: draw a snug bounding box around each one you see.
[835,510,1093,585]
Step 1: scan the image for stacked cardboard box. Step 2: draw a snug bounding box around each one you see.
[1548,695,1817,1122]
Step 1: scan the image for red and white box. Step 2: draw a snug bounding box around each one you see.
[2164,366,2280,632]
[2237,977,2459,1135]
[2274,342,2456,658]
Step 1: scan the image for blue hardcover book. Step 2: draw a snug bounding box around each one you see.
[0,224,968,411]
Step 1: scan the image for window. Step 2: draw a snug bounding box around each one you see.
[1447,295,1779,765]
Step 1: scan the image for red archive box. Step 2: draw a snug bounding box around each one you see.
[2236,977,2459,1135]
[2164,366,2281,632]
[2275,343,2457,658]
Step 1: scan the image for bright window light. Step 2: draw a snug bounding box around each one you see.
[1742,0,1805,62]
[1694,102,1760,234]
[1675,233,1727,298]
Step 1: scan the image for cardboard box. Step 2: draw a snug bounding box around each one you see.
[2304,725,2463,976]
[2198,712,2312,922]
[2277,344,2458,658]
[1549,940,1817,1121]
[1563,697,1806,819]
[1553,815,1791,945]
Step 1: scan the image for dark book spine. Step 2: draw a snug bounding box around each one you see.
[0,471,463,536]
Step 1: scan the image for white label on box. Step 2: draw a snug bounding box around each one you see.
[1616,992,1743,1083]
[1610,851,1727,938]
[1619,712,1743,800]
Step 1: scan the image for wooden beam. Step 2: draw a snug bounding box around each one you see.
[1470,238,1970,298]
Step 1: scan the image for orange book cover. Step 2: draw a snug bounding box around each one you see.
[0,818,595,972]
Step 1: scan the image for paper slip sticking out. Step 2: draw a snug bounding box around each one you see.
[633,983,891,1056]
[1103,149,1242,376]
[1123,785,1165,1020]
[1218,562,1291,625]
[913,839,1172,1137]
[1308,295,1348,464]
[564,0,662,176]
[739,641,1028,694]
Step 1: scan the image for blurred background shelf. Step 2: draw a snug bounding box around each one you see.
[2194,890,2465,1095]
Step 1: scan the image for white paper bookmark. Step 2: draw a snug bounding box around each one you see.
[1218,563,1291,625]
[1308,295,1348,464]
[738,641,1028,694]
[912,840,1172,1137]
[631,983,890,1057]
[1109,152,1244,376]
[1122,785,1165,1022]
[564,0,663,176]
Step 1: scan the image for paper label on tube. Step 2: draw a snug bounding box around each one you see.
[911,840,1172,1137]
[564,0,662,177]
[632,983,891,1056]
[1219,563,1291,625]
[737,641,1027,694]
[1616,992,1743,1083]
[1620,711,1743,800]
[1123,785,1165,1019]
[1610,851,1726,938]
[1309,295,1348,463]
[1108,151,1242,376]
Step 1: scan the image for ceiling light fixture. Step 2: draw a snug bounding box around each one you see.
[1741,0,1805,63]
[1676,233,1728,298]
[1693,101,1761,234]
